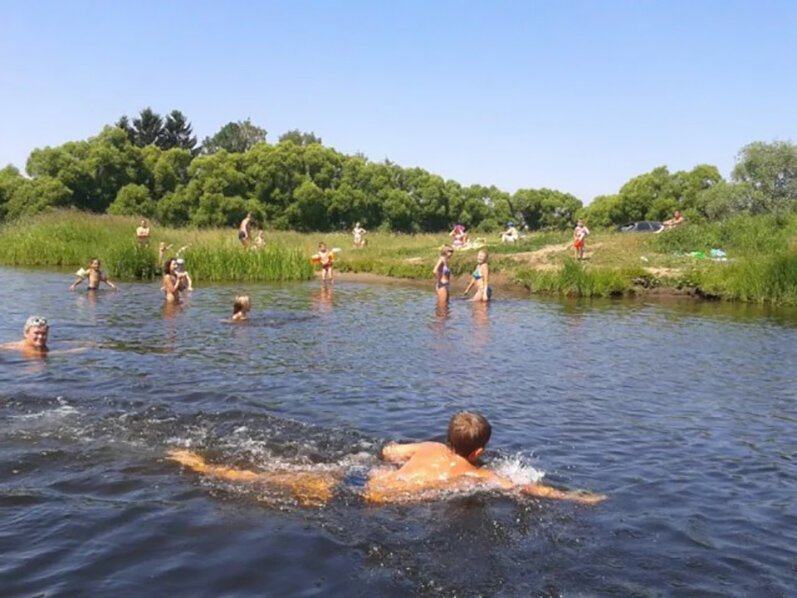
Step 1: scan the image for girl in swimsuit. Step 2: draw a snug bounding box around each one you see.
[462,250,491,302]
[433,245,454,302]
[162,258,181,304]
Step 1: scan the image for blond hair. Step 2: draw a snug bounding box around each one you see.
[233,295,251,315]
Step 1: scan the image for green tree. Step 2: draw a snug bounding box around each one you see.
[4,177,72,219]
[732,141,797,203]
[161,110,198,153]
[107,183,154,217]
[202,118,267,154]
[130,107,164,147]
[279,130,322,145]
[0,165,25,221]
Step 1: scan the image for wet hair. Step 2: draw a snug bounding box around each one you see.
[447,411,492,458]
[24,315,49,333]
[163,258,176,273]
[440,244,454,256]
[233,295,251,315]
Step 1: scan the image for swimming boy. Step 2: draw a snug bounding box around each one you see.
[69,258,117,291]
[168,411,606,506]
[231,295,251,321]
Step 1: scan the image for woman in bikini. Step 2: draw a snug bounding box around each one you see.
[462,250,491,302]
[433,245,454,303]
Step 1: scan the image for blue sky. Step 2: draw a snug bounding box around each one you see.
[2,0,795,203]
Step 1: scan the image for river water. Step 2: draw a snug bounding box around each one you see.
[0,268,795,596]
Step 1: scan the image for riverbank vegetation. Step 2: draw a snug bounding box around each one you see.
[2,211,796,304]
[0,109,796,301]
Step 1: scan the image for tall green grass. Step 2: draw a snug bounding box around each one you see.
[513,259,644,298]
[0,211,313,282]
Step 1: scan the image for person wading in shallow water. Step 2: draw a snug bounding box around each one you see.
[169,411,607,506]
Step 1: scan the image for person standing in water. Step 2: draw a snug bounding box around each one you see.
[162,258,181,304]
[433,245,454,303]
[313,242,335,287]
[462,250,491,302]
[239,213,253,248]
[69,258,117,291]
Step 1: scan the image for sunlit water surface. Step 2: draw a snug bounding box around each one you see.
[0,268,795,596]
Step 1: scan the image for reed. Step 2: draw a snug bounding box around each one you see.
[514,259,643,298]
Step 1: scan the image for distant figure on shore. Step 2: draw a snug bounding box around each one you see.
[574,220,590,260]
[254,230,266,250]
[175,258,193,292]
[168,411,607,506]
[433,245,454,303]
[501,222,519,243]
[69,258,117,291]
[0,316,50,356]
[136,219,151,245]
[463,250,491,302]
[239,213,253,248]
[353,222,368,249]
[231,295,251,321]
[158,242,173,265]
[659,210,686,233]
[311,242,335,287]
[162,258,181,304]
[450,224,469,249]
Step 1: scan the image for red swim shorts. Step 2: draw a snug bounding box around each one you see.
[574,239,584,249]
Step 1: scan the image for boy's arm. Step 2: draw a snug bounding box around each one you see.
[69,277,83,291]
[478,469,606,504]
[520,482,606,504]
[102,275,117,290]
[380,442,425,463]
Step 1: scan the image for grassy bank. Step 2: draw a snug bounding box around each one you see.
[1,211,796,304]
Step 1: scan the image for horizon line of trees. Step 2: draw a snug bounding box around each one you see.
[0,107,795,232]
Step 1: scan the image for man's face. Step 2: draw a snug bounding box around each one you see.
[25,325,49,349]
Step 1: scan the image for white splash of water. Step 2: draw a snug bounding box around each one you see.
[492,454,545,484]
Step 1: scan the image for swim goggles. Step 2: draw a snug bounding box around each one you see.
[25,316,49,330]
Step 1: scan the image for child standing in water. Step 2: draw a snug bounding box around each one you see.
[162,258,181,304]
[231,295,251,321]
[69,258,117,291]
[433,245,454,302]
[313,242,335,287]
[574,220,590,260]
[462,250,491,302]
[169,411,606,506]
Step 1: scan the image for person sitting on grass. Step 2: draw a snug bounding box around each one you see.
[69,258,117,291]
[501,222,519,243]
[658,209,685,233]
[168,411,606,506]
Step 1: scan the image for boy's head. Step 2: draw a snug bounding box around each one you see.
[447,411,492,461]
[577,220,584,227]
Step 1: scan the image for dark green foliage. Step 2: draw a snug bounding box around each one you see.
[202,118,267,154]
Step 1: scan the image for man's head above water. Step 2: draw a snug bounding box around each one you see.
[23,315,49,350]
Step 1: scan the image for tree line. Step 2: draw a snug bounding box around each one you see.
[0,107,795,231]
